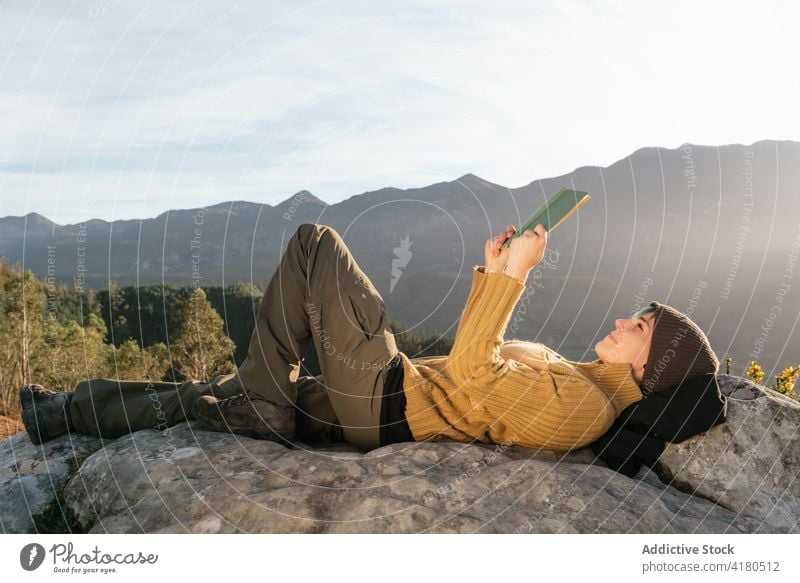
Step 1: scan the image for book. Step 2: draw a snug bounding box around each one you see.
[501,187,591,248]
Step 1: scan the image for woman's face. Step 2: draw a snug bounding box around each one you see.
[595,307,656,383]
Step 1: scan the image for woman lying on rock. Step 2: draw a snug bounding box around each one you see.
[20,222,723,462]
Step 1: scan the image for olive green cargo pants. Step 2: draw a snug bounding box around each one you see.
[69,223,400,451]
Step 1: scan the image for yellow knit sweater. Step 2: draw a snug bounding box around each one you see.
[398,265,644,451]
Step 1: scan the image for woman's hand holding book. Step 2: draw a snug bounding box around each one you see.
[484,224,516,273]
[503,223,548,282]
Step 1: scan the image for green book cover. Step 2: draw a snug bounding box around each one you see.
[501,187,591,248]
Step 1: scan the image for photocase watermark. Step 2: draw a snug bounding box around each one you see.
[72,136,92,327]
[139,1,251,116]
[681,143,697,193]
[308,301,340,358]
[511,487,574,533]
[190,206,209,289]
[44,245,57,302]
[720,150,754,301]
[640,324,689,394]
[87,0,122,22]
[508,247,560,335]
[43,243,69,388]
[283,191,310,222]
[422,438,516,503]
[390,235,413,294]
[20,543,46,571]
[632,276,654,314]
[604,281,707,389]
[74,223,88,293]
[306,299,398,373]
[749,223,800,360]
[144,381,178,460]
[72,112,92,295]
[685,279,708,319]
[20,541,159,574]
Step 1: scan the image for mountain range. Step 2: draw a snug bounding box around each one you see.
[2,139,799,374]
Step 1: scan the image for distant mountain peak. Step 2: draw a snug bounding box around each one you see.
[454,173,501,188]
[0,212,57,226]
[207,200,265,211]
[630,138,792,159]
[276,190,326,207]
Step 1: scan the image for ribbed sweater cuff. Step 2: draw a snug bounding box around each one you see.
[448,267,525,383]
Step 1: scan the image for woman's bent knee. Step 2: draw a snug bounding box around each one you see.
[298,222,321,241]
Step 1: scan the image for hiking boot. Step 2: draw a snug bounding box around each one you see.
[191,389,295,442]
[19,384,75,444]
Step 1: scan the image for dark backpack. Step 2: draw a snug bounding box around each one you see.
[589,373,728,477]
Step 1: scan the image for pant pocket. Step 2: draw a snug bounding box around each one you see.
[347,284,385,341]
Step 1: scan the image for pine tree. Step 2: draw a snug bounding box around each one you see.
[171,288,236,382]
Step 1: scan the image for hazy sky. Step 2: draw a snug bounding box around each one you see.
[1,0,798,224]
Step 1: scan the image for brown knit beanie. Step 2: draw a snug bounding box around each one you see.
[640,300,719,394]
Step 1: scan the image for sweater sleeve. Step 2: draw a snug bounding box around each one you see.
[447,265,526,387]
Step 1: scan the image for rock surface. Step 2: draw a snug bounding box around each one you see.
[1,375,798,533]
[61,422,758,534]
[0,430,102,533]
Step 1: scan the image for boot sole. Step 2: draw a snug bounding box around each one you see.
[19,386,46,444]
[19,385,35,410]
